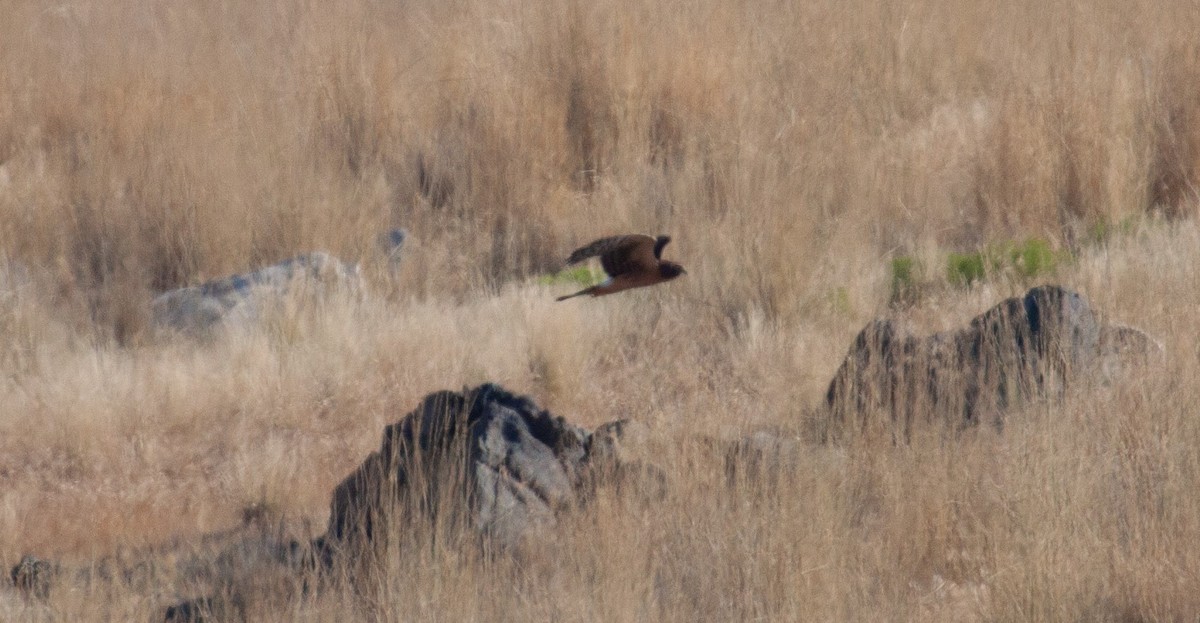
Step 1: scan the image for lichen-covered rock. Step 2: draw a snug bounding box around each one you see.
[825,285,1161,438]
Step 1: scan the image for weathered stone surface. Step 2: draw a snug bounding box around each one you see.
[323,384,656,562]
[1098,323,1165,378]
[9,554,55,601]
[151,528,317,622]
[825,285,1161,437]
[583,419,668,501]
[149,251,366,336]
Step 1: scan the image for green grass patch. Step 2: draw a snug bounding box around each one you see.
[1086,215,1139,245]
[886,238,1067,305]
[537,266,603,287]
[889,256,922,305]
[1006,238,1057,278]
[827,286,853,315]
[946,251,987,286]
[946,237,1064,287]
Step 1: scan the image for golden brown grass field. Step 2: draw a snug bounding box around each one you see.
[1,0,1199,620]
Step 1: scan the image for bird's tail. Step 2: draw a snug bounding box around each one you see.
[556,287,592,302]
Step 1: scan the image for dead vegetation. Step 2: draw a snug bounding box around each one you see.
[1,0,1199,620]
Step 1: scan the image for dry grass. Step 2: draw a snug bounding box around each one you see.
[1,0,1199,620]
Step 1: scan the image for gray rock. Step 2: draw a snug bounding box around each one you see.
[152,527,315,622]
[149,252,365,336]
[379,228,408,269]
[584,420,668,501]
[9,554,55,601]
[323,384,657,564]
[1098,323,1165,378]
[825,285,1161,438]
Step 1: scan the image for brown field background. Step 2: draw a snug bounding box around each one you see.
[1,0,1199,619]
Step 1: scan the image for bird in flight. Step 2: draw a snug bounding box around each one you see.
[556,234,686,301]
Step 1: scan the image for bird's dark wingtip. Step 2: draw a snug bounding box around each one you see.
[564,247,590,265]
[653,235,672,259]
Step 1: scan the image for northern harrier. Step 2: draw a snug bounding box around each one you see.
[556,234,686,301]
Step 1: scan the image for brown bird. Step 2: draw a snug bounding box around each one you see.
[556,234,686,301]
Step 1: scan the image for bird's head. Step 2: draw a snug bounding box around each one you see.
[659,261,687,280]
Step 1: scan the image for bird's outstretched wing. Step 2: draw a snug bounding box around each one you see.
[565,234,658,277]
[653,235,671,259]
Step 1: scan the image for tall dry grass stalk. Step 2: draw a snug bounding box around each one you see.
[1,0,1199,620]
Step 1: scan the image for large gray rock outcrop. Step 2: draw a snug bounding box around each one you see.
[321,384,655,562]
[825,285,1162,438]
